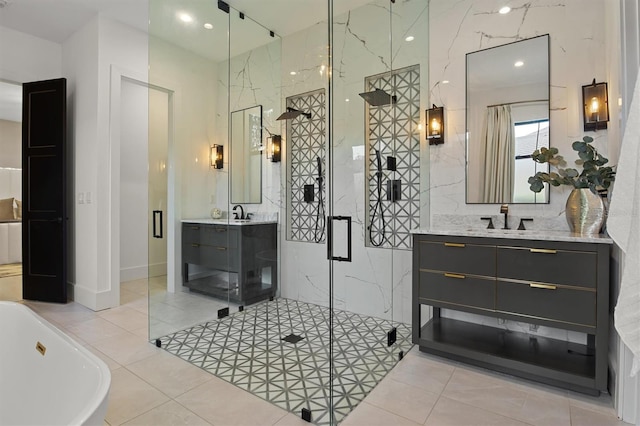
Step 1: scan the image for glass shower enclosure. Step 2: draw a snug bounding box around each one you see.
[147,0,429,423]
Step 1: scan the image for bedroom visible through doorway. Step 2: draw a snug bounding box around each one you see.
[0,80,23,302]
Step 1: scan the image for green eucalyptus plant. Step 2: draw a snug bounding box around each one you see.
[528,136,616,194]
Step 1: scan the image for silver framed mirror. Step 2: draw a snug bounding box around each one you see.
[466,34,550,204]
[231,105,262,204]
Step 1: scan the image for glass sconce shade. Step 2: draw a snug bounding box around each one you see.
[267,135,281,162]
[582,80,609,131]
[426,104,444,145]
[211,144,224,169]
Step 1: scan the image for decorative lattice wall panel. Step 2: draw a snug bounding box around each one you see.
[287,89,326,243]
[365,65,420,249]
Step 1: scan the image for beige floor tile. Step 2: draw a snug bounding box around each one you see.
[570,405,627,426]
[66,317,131,344]
[121,279,148,295]
[387,351,455,394]
[127,351,213,398]
[99,306,149,333]
[341,401,421,426]
[568,391,617,417]
[0,275,22,301]
[122,400,210,426]
[105,367,170,426]
[273,412,312,426]
[425,396,532,426]
[362,377,439,424]
[176,378,288,426]
[120,288,141,305]
[442,368,571,426]
[92,331,161,366]
[85,344,122,371]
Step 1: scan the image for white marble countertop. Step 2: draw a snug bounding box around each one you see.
[182,219,277,226]
[410,227,613,244]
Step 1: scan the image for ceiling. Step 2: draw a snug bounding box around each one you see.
[0,0,374,121]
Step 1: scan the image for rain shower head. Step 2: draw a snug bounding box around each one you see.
[276,107,312,120]
[359,88,397,106]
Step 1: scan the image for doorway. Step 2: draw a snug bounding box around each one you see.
[0,80,23,302]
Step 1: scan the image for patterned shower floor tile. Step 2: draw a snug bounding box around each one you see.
[156,298,412,425]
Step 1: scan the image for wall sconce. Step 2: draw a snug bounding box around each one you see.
[582,79,609,131]
[266,135,281,163]
[426,104,444,145]
[211,144,223,169]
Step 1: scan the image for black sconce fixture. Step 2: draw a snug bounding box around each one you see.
[267,135,281,163]
[426,104,444,145]
[582,79,609,131]
[211,144,223,169]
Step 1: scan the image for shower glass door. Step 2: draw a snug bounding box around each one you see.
[327,0,429,422]
[148,0,232,341]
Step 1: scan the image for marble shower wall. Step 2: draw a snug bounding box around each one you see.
[429,0,611,229]
[280,0,429,324]
[214,36,282,219]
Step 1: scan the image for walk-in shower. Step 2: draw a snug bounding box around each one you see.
[147,0,429,423]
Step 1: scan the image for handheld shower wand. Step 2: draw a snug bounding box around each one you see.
[313,156,326,243]
[369,150,387,247]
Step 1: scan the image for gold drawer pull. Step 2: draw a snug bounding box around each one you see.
[530,248,557,254]
[216,228,227,232]
[190,226,200,230]
[444,273,466,279]
[191,243,199,248]
[444,242,465,248]
[529,283,557,290]
[216,247,227,251]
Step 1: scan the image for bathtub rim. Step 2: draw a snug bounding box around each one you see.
[0,301,111,425]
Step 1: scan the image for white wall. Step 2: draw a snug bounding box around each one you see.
[0,25,62,83]
[429,0,616,228]
[0,119,21,168]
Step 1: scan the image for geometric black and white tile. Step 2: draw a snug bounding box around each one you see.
[365,64,421,250]
[157,298,412,425]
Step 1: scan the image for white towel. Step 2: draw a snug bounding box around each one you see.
[608,73,640,376]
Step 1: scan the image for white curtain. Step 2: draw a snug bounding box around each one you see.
[480,105,515,203]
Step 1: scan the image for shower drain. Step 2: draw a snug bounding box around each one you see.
[282,333,304,344]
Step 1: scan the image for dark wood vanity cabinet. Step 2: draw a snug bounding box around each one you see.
[182,222,277,305]
[412,232,611,395]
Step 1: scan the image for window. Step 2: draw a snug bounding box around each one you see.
[513,119,549,203]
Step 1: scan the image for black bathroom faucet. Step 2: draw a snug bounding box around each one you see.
[500,204,509,230]
[232,204,245,220]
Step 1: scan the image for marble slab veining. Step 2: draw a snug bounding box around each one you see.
[411,227,613,244]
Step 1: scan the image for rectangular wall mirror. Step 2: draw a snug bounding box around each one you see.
[466,34,550,204]
[231,105,262,204]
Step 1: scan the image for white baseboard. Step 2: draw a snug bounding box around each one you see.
[120,262,167,282]
[71,281,115,311]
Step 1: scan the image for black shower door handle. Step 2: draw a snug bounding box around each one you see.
[327,215,351,262]
[152,210,163,239]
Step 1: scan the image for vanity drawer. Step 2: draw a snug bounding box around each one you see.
[419,270,495,310]
[183,224,205,244]
[418,240,496,276]
[497,246,597,289]
[203,226,239,248]
[496,280,596,327]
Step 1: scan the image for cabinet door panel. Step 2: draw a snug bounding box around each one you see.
[419,271,495,310]
[418,240,496,276]
[496,281,596,327]
[497,246,596,289]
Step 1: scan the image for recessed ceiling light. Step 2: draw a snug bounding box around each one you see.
[514,60,524,67]
[405,35,415,42]
[290,71,297,75]
[345,98,350,102]
[203,23,213,30]
[442,80,450,84]
[499,6,511,14]
[178,12,193,23]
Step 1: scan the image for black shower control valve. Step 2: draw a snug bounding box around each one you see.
[386,156,397,171]
[386,180,401,202]
[303,184,315,203]
[481,217,494,229]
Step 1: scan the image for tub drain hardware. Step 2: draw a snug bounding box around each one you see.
[35,341,46,356]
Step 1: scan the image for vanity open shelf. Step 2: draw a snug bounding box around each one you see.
[412,231,611,395]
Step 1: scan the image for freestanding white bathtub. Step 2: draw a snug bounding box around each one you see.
[0,302,111,425]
